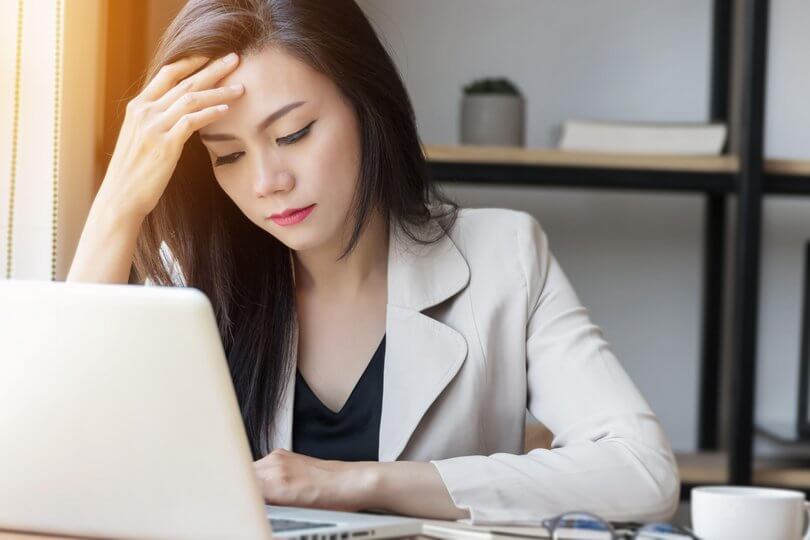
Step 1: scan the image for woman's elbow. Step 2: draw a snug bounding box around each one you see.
[652,459,681,522]
[634,445,681,522]
[602,436,681,522]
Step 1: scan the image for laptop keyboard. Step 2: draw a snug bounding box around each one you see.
[269,517,338,533]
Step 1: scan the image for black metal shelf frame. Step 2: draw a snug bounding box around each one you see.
[765,174,810,195]
[429,0,808,488]
[727,0,769,487]
[428,163,736,194]
[429,164,810,196]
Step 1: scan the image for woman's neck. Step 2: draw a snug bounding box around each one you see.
[292,209,389,300]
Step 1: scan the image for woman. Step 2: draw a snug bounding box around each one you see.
[68,0,680,525]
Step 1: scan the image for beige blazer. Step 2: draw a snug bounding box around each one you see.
[157,207,680,525]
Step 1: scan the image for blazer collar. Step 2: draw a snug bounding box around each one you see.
[386,213,470,311]
[271,212,471,461]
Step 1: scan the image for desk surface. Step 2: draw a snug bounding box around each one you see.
[0,528,483,540]
[0,503,692,540]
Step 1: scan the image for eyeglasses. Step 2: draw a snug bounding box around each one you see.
[541,511,700,539]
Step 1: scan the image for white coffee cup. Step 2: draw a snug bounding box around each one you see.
[691,486,810,540]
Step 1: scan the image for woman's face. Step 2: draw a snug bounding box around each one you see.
[197,46,362,253]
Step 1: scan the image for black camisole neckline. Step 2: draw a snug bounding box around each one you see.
[291,334,385,461]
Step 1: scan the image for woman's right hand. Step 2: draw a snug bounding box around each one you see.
[99,52,245,221]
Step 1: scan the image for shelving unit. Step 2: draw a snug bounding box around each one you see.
[766,160,810,194]
[426,146,738,192]
[427,145,809,194]
[677,452,810,491]
[425,0,810,493]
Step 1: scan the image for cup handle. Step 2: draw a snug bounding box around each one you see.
[803,502,810,540]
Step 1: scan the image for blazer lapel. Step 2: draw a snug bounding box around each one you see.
[378,305,468,461]
[378,216,470,462]
[269,214,471,460]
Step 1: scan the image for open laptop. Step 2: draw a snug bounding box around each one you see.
[0,279,421,540]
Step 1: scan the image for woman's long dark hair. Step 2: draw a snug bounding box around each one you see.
[131,0,458,459]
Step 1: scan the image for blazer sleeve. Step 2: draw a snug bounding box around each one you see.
[429,213,680,525]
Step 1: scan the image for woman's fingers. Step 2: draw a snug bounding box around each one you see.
[154,52,241,111]
[96,53,242,220]
[158,83,244,132]
[139,55,209,103]
[165,104,231,149]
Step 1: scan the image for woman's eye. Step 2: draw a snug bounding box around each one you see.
[276,120,315,146]
[213,120,315,167]
[214,152,244,167]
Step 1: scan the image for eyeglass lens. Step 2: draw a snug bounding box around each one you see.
[551,512,613,540]
[634,522,697,539]
[549,512,698,540]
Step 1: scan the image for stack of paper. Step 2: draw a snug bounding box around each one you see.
[421,519,551,540]
[421,518,643,540]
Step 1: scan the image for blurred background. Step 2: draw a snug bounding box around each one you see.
[1,0,809,503]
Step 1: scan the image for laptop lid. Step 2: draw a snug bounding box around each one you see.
[0,280,272,540]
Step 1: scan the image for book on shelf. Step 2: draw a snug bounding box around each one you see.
[559,120,727,155]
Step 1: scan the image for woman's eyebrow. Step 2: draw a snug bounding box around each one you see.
[199,100,307,142]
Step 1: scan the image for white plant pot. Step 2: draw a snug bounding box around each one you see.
[460,94,525,146]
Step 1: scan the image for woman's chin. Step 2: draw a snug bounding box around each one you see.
[266,227,327,253]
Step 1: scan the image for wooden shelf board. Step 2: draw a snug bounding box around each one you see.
[677,451,810,489]
[765,159,810,177]
[424,144,740,174]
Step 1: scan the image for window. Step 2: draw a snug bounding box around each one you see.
[0,0,106,281]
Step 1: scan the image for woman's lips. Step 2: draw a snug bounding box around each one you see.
[268,204,316,226]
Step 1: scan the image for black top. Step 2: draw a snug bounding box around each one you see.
[292,335,385,461]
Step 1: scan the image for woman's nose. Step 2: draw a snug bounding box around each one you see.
[253,170,295,198]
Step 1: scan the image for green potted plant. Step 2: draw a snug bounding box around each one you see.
[460,77,525,146]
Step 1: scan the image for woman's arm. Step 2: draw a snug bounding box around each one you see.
[364,461,470,520]
[253,449,468,520]
[427,214,680,524]
[66,189,145,284]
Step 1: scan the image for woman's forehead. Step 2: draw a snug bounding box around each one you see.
[218,47,326,96]
[199,50,334,139]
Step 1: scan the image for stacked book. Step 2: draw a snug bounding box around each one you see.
[559,120,728,155]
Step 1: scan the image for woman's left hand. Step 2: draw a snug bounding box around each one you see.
[253,449,379,511]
